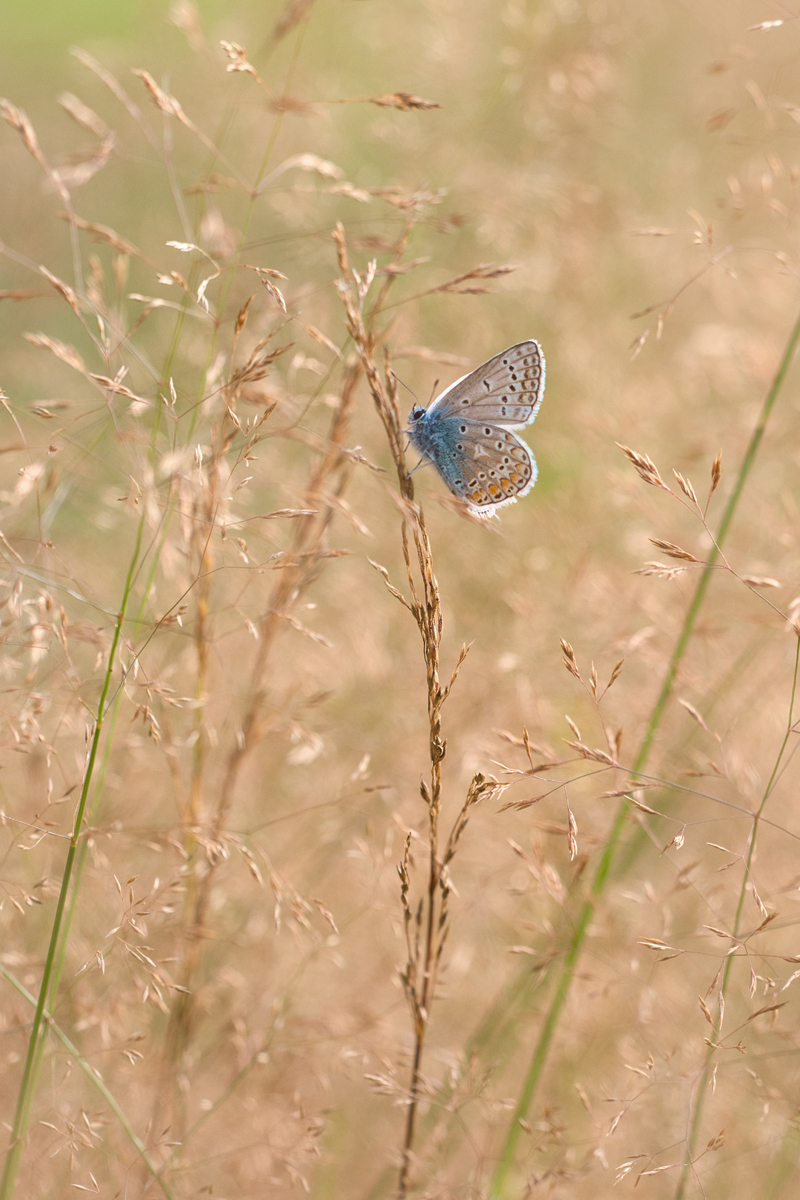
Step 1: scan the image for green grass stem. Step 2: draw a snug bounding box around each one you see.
[0,964,176,1200]
[0,514,144,1200]
[674,634,800,1199]
[488,303,800,1197]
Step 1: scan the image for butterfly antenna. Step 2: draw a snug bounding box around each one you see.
[388,369,421,407]
[428,378,439,404]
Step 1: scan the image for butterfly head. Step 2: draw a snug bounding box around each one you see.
[408,404,426,424]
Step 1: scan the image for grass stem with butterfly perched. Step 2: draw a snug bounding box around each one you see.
[334,222,505,1195]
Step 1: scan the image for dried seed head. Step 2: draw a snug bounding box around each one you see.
[367,92,442,111]
[629,328,649,359]
[607,659,624,690]
[649,538,703,563]
[133,70,183,118]
[673,470,699,506]
[678,697,712,734]
[332,222,350,277]
[560,638,581,681]
[566,802,578,862]
[68,216,146,262]
[24,332,87,376]
[742,575,781,588]
[39,267,80,316]
[58,91,109,138]
[662,825,686,854]
[432,261,517,296]
[635,561,690,580]
[1,99,44,164]
[617,443,671,491]
[710,450,723,495]
[220,40,257,76]
[234,293,256,343]
[698,995,715,1027]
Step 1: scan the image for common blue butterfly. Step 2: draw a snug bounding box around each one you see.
[406,340,545,516]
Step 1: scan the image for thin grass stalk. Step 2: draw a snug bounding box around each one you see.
[673,633,800,1199]
[489,303,800,1196]
[146,938,324,1191]
[158,432,224,1111]
[47,296,189,1033]
[0,965,176,1200]
[23,54,213,1027]
[151,342,358,1160]
[8,140,194,1059]
[0,514,144,1200]
[14,245,190,1157]
[46,693,123,1008]
[399,540,444,1197]
[162,364,358,1084]
[151,28,306,1121]
[360,959,552,1200]
[332,222,490,1197]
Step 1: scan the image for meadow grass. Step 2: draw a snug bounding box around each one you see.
[1,3,800,1198]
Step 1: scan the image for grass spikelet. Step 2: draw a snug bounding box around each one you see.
[648,537,704,563]
[673,469,699,506]
[710,449,723,496]
[560,638,582,681]
[617,442,672,491]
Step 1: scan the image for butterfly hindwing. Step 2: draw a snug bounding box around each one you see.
[427,420,537,512]
[428,340,545,428]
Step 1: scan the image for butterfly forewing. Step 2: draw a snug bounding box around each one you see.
[429,340,545,428]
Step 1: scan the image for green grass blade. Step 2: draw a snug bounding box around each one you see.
[674,635,800,1199]
[488,305,800,1197]
[0,515,144,1200]
[0,965,176,1200]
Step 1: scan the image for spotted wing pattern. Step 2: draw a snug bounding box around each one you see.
[436,423,537,514]
[427,340,545,428]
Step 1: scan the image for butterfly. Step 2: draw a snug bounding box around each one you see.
[406,340,546,516]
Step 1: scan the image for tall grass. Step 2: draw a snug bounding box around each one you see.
[1,3,800,1198]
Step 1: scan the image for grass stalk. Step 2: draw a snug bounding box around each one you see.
[488,302,800,1196]
[0,514,144,1200]
[44,260,193,1049]
[673,633,800,1199]
[154,27,307,1123]
[334,222,495,1196]
[0,964,176,1200]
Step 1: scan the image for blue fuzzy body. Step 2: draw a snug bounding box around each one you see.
[408,412,461,483]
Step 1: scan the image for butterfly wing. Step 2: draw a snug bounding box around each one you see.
[422,418,537,514]
[427,340,545,428]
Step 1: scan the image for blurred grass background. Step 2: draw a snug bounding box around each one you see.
[2,1,800,1197]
